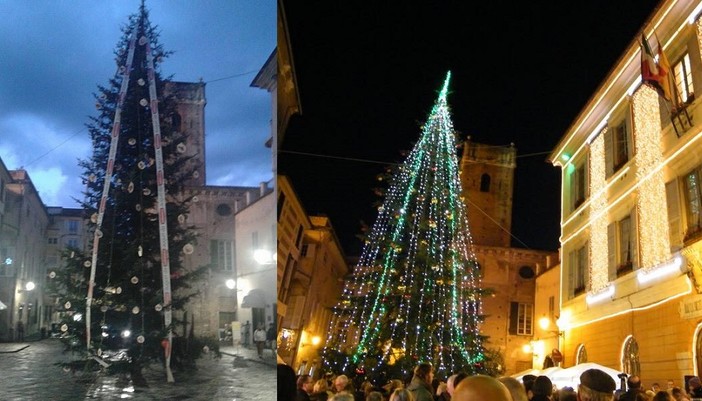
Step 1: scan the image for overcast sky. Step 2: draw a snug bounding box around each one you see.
[0,1,274,208]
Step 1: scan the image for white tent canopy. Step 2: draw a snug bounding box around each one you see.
[548,363,624,390]
[511,363,625,391]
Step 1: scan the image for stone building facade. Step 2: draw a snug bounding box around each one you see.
[459,139,558,375]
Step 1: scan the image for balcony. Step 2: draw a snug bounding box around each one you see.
[616,261,634,278]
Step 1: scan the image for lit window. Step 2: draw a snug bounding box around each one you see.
[673,53,694,104]
[683,167,702,241]
[608,213,638,279]
[622,337,641,376]
[517,303,533,335]
[606,115,630,177]
[509,302,533,336]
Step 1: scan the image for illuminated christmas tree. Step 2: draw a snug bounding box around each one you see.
[322,72,487,381]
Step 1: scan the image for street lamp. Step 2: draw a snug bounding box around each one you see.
[17,281,36,293]
[225,279,236,290]
[253,249,275,265]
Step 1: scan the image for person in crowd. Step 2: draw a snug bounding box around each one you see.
[577,368,617,401]
[297,374,315,401]
[667,381,675,394]
[452,375,512,401]
[334,375,351,393]
[16,320,24,342]
[389,388,414,401]
[498,376,529,401]
[384,379,404,397]
[652,391,672,401]
[523,374,537,400]
[619,375,644,401]
[531,376,554,401]
[671,387,691,401]
[330,394,356,401]
[267,323,277,351]
[653,384,661,394]
[278,364,298,401]
[558,387,577,401]
[366,391,384,401]
[447,372,469,398]
[253,324,267,358]
[688,376,702,398]
[446,374,458,398]
[407,362,434,401]
[436,382,449,401]
[312,378,334,401]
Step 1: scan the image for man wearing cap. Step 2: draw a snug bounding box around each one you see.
[578,368,616,401]
[531,376,554,401]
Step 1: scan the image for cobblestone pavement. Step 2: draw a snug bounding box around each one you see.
[0,340,276,401]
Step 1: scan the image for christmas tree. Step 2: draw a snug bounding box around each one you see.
[322,72,487,381]
[49,3,210,383]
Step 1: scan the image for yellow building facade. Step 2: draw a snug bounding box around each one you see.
[549,0,702,385]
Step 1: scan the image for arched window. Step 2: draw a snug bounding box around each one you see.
[622,336,640,376]
[576,343,588,364]
[480,173,491,192]
[172,112,182,131]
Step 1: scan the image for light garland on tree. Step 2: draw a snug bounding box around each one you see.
[323,72,485,379]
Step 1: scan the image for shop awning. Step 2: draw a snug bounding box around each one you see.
[241,289,266,308]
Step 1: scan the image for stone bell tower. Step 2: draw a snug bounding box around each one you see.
[459,138,516,247]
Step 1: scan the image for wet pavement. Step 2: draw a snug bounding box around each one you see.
[0,339,276,400]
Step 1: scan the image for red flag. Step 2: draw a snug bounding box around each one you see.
[641,33,671,100]
[641,34,658,82]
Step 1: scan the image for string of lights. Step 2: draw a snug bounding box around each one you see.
[322,72,485,380]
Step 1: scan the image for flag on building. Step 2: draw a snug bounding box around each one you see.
[655,34,672,101]
[640,33,671,100]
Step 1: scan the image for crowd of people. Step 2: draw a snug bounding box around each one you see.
[277,361,702,401]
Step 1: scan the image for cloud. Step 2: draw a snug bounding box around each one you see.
[0,1,274,208]
[29,167,69,206]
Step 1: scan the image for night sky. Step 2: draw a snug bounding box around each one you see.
[280,1,661,256]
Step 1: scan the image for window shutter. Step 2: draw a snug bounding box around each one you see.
[290,295,305,329]
[608,223,617,281]
[210,240,219,269]
[666,180,682,251]
[604,128,613,178]
[631,208,639,269]
[509,302,518,335]
[584,242,590,291]
[568,250,575,299]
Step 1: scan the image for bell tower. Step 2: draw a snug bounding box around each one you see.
[165,81,207,186]
[459,138,516,247]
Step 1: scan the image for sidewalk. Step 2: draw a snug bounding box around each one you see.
[0,342,31,353]
[218,342,277,367]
